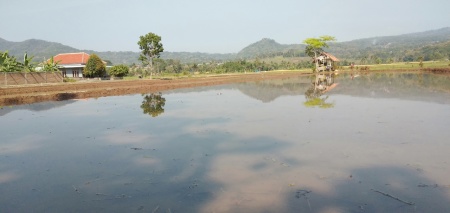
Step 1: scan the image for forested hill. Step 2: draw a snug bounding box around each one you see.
[235,38,306,59]
[1,27,449,65]
[236,27,450,62]
[0,38,231,64]
[0,37,140,64]
[0,38,78,61]
[328,27,450,62]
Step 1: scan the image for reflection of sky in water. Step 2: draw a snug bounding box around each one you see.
[1,74,450,212]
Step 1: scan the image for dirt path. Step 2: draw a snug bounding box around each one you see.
[0,71,309,106]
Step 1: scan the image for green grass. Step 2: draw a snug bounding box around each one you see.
[341,60,450,71]
[63,78,77,82]
[122,69,312,81]
[121,60,449,81]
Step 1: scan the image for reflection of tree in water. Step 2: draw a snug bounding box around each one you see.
[304,72,335,108]
[141,92,166,117]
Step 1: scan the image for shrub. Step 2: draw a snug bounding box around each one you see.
[83,54,106,78]
[360,66,370,71]
[108,64,129,77]
[63,78,77,82]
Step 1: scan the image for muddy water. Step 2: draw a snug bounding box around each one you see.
[1,72,450,212]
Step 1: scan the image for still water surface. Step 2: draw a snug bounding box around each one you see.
[1,72,450,212]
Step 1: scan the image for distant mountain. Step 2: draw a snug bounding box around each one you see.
[328,27,450,61]
[236,27,450,61]
[340,27,450,49]
[237,38,286,58]
[236,38,305,59]
[1,27,449,64]
[0,38,233,64]
[0,38,79,62]
[161,51,235,63]
[0,37,140,64]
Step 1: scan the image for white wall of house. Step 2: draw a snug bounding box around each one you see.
[61,65,84,78]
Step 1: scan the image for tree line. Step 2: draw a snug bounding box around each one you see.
[3,31,447,78]
[132,32,315,77]
[0,51,59,72]
[128,58,316,77]
[0,50,129,77]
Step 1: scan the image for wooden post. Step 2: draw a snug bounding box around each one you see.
[314,52,319,73]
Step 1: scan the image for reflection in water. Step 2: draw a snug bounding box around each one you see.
[304,72,336,108]
[0,100,76,116]
[140,92,166,117]
[235,78,310,103]
[1,73,450,212]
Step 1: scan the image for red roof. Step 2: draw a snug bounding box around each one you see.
[52,52,90,65]
[322,52,340,62]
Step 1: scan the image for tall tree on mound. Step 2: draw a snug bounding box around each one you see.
[83,54,106,78]
[137,32,164,70]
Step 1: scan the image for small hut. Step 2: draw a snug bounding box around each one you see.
[314,52,339,72]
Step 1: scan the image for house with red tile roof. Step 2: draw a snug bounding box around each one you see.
[52,52,90,78]
[53,52,109,78]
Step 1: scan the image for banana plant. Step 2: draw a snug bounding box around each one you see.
[42,56,60,72]
[23,52,36,72]
[0,51,23,72]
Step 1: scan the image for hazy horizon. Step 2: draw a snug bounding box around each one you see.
[1,0,450,53]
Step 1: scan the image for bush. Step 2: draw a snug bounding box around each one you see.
[63,78,77,82]
[360,66,370,71]
[83,54,106,77]
[108,64,130,77]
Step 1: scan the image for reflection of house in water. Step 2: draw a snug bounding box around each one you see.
[306,72,337,99]
[304,72,337,108]
[315,52,339,72]
[315,72,335,92]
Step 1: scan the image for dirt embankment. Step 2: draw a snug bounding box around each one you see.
[0,72,309,106]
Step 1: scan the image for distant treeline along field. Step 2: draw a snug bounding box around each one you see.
[0,27,450,76]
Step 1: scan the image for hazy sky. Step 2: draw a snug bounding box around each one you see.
[1,0,449,53]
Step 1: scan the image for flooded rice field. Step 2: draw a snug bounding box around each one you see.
[1,72,450,212]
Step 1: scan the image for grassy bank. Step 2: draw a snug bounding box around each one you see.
[341,60,450,71]
[123,69,313,80]
[122,60,449,81]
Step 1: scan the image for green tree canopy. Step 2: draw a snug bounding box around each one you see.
[304,96,335,108]
[108,64,129,77]
[83,54,106,78]
[303,35,336,58]
[137,32,164,68]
